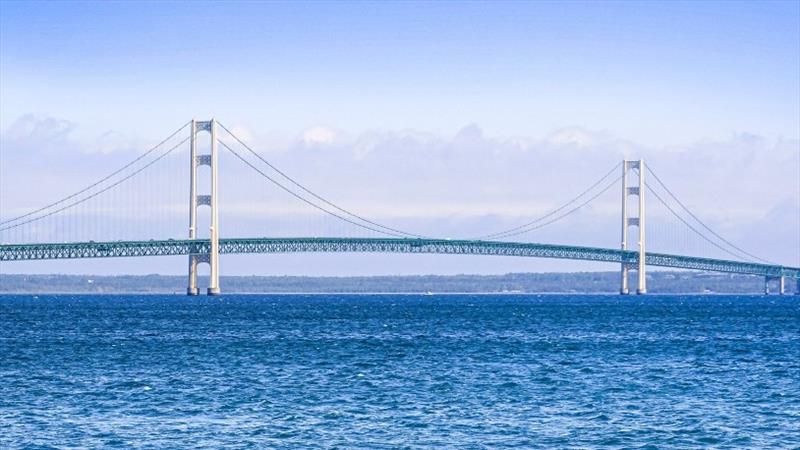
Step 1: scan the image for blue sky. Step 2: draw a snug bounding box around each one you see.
[1,1,798,275]
[2,1,798,142]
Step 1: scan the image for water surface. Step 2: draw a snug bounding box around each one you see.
[1,294,798,448]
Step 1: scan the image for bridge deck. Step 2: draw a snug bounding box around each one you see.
[1,237,798,279]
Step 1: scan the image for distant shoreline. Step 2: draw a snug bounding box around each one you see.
[1,272,787,295]
[2,292,777,296]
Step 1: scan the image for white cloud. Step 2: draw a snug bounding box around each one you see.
[3,114,75,152]
[90,130,144,155]
[4,114,74,141]
[1,114,146,155]
[301,126,337,146]
[545,127,602,147]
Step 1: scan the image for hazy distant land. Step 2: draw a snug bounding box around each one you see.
[0,272,789,294]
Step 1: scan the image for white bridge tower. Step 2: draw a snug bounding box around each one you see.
[621,159,646,295]
[187,119,221,296]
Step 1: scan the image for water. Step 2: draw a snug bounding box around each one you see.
[1,294,798,448]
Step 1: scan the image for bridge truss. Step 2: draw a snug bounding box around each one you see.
[2,237,798,282]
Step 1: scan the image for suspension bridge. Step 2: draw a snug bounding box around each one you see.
[1,119,798,295]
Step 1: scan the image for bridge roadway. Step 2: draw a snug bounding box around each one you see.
[1,237,798,279]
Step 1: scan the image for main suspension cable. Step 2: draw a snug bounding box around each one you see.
[475,162,622,240]
[645,165,771,264]
[0,121,190,226]
[486,173,623,241]
[0,136,189,232]
[219,139,414,238]
[218,122,425,238]
[645,184,759,262]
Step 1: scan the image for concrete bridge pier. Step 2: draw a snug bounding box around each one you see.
[764,276,788,295]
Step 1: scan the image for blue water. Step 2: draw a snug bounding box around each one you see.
[1,295,798,448]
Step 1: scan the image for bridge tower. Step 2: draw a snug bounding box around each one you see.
[621,159,646,294]
[187,119,221,296]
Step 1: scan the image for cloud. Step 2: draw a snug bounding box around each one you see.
[3,114,75,152]
[91,130,145,155]
[545,127,602,147]
[217,122,798,222]
[1,114,146,156]
[301,126,337,146]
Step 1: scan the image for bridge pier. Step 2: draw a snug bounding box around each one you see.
[187,254,200,296]
[764,276,788,295]
[620,273,629,295]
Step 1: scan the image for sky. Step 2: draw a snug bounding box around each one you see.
[0,0,798,276]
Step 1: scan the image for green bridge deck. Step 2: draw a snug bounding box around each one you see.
[1,237,798,279]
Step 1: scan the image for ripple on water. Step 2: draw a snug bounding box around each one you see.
[1,294,799,448]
